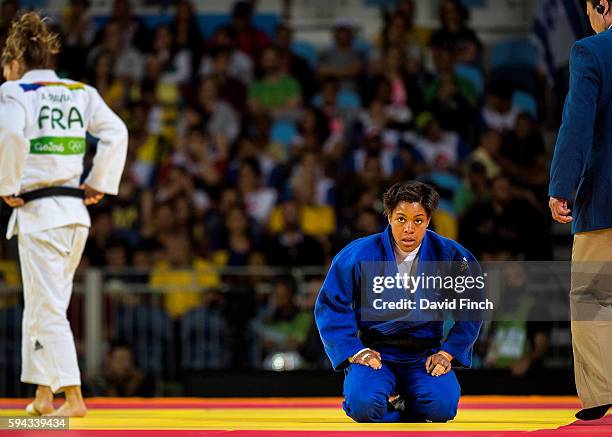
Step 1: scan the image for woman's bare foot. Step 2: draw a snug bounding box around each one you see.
[27,386,54,415]
[44,401,86,417]
[44,385,86,417]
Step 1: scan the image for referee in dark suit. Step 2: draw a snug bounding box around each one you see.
[549,0,612,421]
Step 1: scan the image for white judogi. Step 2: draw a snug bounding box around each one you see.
[0,70,128,393]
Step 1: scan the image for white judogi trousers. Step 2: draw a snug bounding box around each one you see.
[18,224,88,393]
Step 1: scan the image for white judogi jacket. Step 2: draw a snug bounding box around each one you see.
[0,70,128,238]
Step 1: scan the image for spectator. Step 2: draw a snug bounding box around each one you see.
[204,45,249,113]
[289,151,335,206]
[153,165,198,208]
[91,342,155,397]
[237,158,278,225]
[214,206,257,267]
[269,172,336,240]
[148,25,192,86]
[107,0,150,51]
[59,0,96,80]
[140,200,174,242]
[484,263,552,378]
[247,110,292,164]
[454,161,490,217]
[249,46,302,117]
[336,151,390,229]
[459,175,550,260]
[425,41,478,140]
[466,129,503,180]
[429,0,482,66]
[351,99,390,144]
[369,45,423,125]
[227,0,270,60]
[315,78,356,160]
[378,9,428,75]
[265,200,326,267]
[258,276,312,356]
[195,76,240,144]
[170,0,202,55]
[205,187,244,245]
[274,23,316,102]
[89,51,130,113]
[351,208,383,240]
[317,77,362,124]
[138,54,163,109]
[498,112,548,195]
[87,20,144,82]
[349,130,403,182]
[412,111,468,171]
[230,133,278,183]
[481,82,521,133]
[149,233,220,319]
[318,19,365,89]
[175,194,205,243]
[291,106,332,156]
[199,26,253,86]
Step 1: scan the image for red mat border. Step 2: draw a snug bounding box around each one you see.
[6,429,612,437]
[0,401,583,410]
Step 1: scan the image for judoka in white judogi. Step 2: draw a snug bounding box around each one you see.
[0,69,128,393]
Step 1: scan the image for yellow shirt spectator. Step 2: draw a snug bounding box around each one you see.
[149,257,220,319]
[268,204,336,237]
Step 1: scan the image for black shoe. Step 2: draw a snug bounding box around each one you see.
[575,404,612,421]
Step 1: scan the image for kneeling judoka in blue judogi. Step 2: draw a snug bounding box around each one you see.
[315,181,483,423]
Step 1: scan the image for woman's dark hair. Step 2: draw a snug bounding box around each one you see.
[383,181,440,218]
[1,12,60,69]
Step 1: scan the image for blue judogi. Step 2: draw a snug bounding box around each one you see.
[315,227,482,422]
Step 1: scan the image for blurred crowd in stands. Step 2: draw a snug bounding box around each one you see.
[0,0,566,395]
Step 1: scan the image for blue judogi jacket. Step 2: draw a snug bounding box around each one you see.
[315,227,482,370]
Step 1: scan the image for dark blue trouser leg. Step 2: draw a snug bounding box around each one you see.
[342,363,401,423]
[391,359,461,422]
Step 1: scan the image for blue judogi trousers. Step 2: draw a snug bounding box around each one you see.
[342,355,460,423]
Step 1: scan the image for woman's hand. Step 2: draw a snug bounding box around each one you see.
[350,348,382,370]
[81,184,104,205]
[426,351,453,377]
[1,195,24,208]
